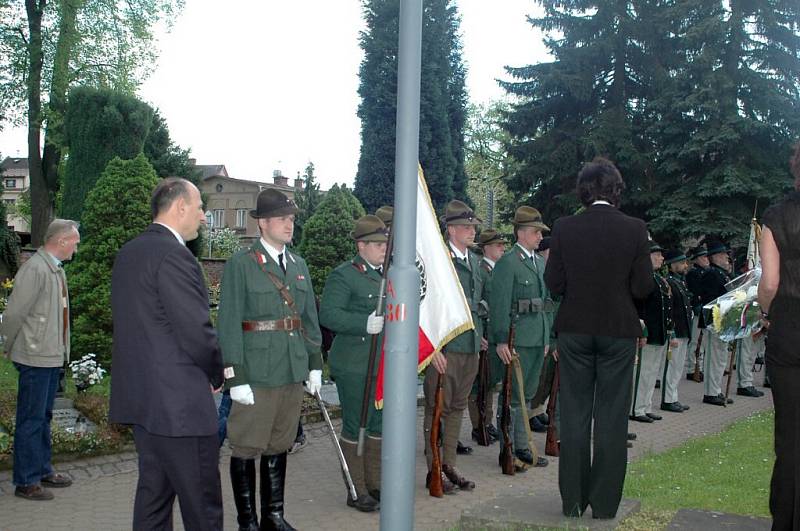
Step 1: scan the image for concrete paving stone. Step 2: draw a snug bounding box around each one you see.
[99,463,119,475]
[668,508,771,530]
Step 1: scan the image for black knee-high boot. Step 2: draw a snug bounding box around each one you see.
[230,457,259,531]
[260,453,296,531]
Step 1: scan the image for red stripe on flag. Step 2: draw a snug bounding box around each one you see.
[374,327,435,409]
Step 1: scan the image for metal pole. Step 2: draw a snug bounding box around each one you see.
[381,0,422,530]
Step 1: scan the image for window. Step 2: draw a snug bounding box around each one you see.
[3,199,14,205]
[236,209,246,228]
[4,179,17,189]
[213,209,225,228]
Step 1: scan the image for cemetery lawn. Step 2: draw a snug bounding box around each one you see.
[619,410,773,530]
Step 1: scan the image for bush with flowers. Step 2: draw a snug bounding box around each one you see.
[69,353,106,392]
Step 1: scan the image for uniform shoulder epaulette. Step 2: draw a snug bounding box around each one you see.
[351,260,367,273]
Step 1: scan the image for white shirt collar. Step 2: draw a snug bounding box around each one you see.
[515,242,533,259]
[592,200,612,206]
[482,257,496,268]
[260,237,286,265]
[155,222,185,246]
[449,241,469,261]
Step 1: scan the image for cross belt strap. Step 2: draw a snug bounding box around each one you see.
[242,318,302,332]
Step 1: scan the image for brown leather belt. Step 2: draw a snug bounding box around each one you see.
[242,318,301,332]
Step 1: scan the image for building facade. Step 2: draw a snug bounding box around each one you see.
[0,157,30,239]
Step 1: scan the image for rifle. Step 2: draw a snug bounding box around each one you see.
[474,346,491,446]
[723,340,738,407]
[630,342,642,417]
[428,372,445,497]
[499,317,516,476]
[692,329,703,382]
[357,229,394,456]
[312,389,358,501]
[545,359,560,457]
[512,356,540,465]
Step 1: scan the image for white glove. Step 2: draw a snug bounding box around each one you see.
[305,369,323,396]
[366,311,384,335]
[230,384,255,405]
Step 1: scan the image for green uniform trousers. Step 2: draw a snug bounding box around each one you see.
[334,369,382,441]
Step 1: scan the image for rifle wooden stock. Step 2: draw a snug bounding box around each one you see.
[692,329,703,382]
[723,340,737,407]
[474,348,491,446]
[545,360,560,457]
[429,372,445,497]
[499,319,516,476]
[357,230,394,456]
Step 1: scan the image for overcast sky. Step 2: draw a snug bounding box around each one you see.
[0,0,549,190]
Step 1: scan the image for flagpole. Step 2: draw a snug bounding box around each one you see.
[381,1,422,530]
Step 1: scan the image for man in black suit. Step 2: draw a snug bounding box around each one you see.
[110,178,224,531]
[544,158,653,519]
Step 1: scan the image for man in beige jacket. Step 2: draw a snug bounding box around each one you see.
[2,219,79,501]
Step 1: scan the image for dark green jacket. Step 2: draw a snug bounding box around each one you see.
[319,255,385,377]
[489,243,551,347]
[442,247,484,354]
[218,240,322,388]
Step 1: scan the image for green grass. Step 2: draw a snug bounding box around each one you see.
[621,410,773,527]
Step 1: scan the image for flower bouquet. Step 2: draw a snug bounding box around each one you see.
[702,267,763,342]
[69,353,106,392]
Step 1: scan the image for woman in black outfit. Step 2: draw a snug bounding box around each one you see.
[759,142,800,531]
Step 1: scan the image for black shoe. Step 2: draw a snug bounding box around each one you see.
[703,394,725,406]
[14,484,54,501]
[677,402,690,411]
[646,413,663,421]
[655,379,661,389]
[425,470,457,496]
[40,473,72,488]
[514,448,534,465]
[686,372,705,382]
[627,432,637,441]
[718,393,734,404]
[456,440,473,455]
[486,424,500,440]
[442,464,475,491]
[230,457,259,531]
[630,414,654,423]
[260,453,297,531]
[763,379,771,388]
[627,441,633,448]
[529,416,547,433]
[737,386,763,397]
[471,427,497,445]
[534,456,548,467]
[346,492,380,512]
[536,413,549,426]
[660,402,684,413]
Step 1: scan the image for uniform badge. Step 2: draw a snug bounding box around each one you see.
[255,252,267,264]
[224,367,235,379]
[297,275,305,281]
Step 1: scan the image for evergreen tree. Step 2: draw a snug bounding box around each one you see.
[298,184,365,296]
[143,110,201,185]
[0,199,20,276]
[293,161,323,246]
[646,0,800,245]
[67,154,158,365]
[355,0,468,213]
[60,87,153,222]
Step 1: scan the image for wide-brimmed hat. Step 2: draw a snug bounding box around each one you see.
[649,240,664,253]
[705,239,729,256]
[513,206,549,231]
[687,245,708,260]
[351,215,389,242]
[441,200,482,226]
[250,188,299,219]
[375,205,394,227]
[664,249,688,265]
[477,229,507,246]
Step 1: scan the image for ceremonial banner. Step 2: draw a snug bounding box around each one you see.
[746,217,762,271]
[374,166,474,408]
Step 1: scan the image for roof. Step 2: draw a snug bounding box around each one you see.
[1,157,29,175]
[197,164,229,180]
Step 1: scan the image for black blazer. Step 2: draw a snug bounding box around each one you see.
[109,224,223,437]
[637,273,673,345]
[544,204,653,338]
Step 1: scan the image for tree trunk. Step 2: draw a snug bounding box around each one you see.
[26,0,49,247]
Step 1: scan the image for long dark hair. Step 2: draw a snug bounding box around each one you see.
[576,157,625,207]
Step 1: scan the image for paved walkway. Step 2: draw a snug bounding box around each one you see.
[0,376,773,530]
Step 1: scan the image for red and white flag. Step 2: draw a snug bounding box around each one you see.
[375,166,474,408]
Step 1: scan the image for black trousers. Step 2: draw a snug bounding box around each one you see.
[768,364,800,531]
[557,333,635,519]
[132,425,223,531]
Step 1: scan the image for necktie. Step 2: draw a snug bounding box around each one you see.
[278,253,286,273]
[377,266,383,276]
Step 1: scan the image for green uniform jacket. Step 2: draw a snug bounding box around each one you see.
[489,243,552,347]
[442,248,484,354]
[319,255,385,377]
[218,241,322,388]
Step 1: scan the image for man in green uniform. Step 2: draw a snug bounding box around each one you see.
[423,200,484,494]
[318,215,389,513]
[489,206,551,468]
[375,205,393,228]
[218,188,323,531]
[467,229,507,444]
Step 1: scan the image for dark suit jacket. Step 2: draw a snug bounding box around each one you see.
[544,204,653,338]
[637,273,673,345]
[109,224,223,437]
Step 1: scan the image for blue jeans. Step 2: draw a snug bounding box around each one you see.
[13,363,60,486]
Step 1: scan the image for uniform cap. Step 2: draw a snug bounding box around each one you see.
[441,200,482,226]
[375,205,394,227]
[250,188,298,219]
[512,206,549,231]
[351,215,389,242]
[477,229,507,246]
